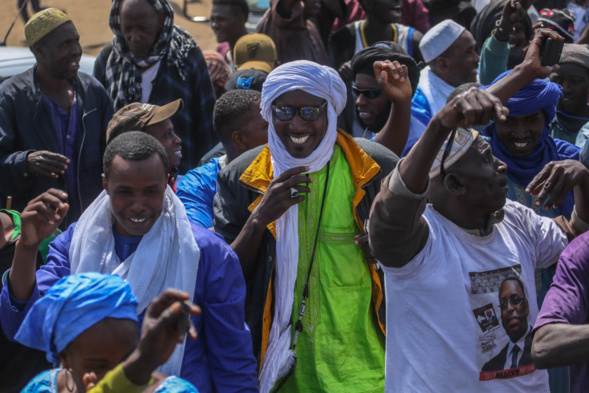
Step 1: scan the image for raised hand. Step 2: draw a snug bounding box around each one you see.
[252,166,312,227]
[522,28,564,80]
[19,189,68,248]
[494,0,526,42]
[438,87,508,130]
[374,60,412,103]
[526,160,589,210]
[26,151,69,178]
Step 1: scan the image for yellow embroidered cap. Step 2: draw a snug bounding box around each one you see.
[25,8,71,47]
[429,128,479,178]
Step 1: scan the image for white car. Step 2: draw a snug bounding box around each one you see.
[0,46,96,84]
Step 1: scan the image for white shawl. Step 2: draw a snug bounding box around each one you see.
[69,187,200,376]
[417,66,456,119]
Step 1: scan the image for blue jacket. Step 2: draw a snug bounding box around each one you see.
[0,68,113,225]
[0,222,259,393]
[177,157,222,228]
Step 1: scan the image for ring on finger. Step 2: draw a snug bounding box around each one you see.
[290,187,299,198]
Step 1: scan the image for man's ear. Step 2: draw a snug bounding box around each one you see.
[436,56,449,73]
[102,174,109,192]
[443,173,467,196]
[30,42,42,58]
[231,131,247,152]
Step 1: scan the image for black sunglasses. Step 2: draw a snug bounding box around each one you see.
[272,102,327,122]
[352,86,382,99]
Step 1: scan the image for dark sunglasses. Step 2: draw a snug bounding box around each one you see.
[272,102,328,122]
[352,86,382,99]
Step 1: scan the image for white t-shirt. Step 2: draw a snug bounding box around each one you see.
[141,60,161,103]
[381,200,567,392]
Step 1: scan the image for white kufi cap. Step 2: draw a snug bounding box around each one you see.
[419,19,466,63]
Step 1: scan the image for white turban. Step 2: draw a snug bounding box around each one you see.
[258,60,346,393]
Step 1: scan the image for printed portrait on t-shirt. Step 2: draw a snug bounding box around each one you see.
[469,265,536,381]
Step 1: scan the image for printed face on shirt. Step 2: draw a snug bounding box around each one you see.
[144,119,183,169]
[499,279,529,343]
[494,110,545,158]
[210,4,246,44]
[103,153,168,237]
[354,73,391,130]
[272,90,328,159]
[119,0,165,59]
[34,22,82,81]
[550,63,589,116]
[61,318,138,392]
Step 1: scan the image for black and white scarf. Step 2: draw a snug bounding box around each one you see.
[105,0,196,109]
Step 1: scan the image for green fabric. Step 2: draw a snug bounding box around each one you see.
[281,145,385,393]
[479,35,509,86]
[1,209,59,264]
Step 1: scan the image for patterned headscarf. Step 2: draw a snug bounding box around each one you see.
[15,273,138,364]
[105,0,196,109]
[203,50,230,90]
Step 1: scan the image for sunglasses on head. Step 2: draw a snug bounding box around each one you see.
[352,86,382,99]
[272,102,328,122]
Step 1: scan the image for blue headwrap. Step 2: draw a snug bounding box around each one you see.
[482,70,580,216]
[15,273,138,364]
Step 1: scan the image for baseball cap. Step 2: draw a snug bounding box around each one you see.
[106,99,183,143]
[225,68,268,92]
[234,33,277,73]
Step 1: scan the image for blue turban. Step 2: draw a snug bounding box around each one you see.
[15,273,138,364]
[482,70,580,216]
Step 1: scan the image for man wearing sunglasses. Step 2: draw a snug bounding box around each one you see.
[369,29,589,392]
[350,44,421,157]
[214,60,399,392]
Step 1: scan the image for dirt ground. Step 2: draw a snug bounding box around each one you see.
[0,0,219,56]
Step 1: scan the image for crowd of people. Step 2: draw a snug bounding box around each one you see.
[2,0,589,392]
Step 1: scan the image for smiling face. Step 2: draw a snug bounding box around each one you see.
[144,119,182,168]
[103,153,168,237]
[35,21,82,81]
[210,4,245,45]
[61,318,138,393]
[119,0,165,59]
[550,63,589,115]
[272,90,328,159]
[441,31,480,87]
[494,110,545,158]
[499,279,529,343]
[354,73,390,130]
